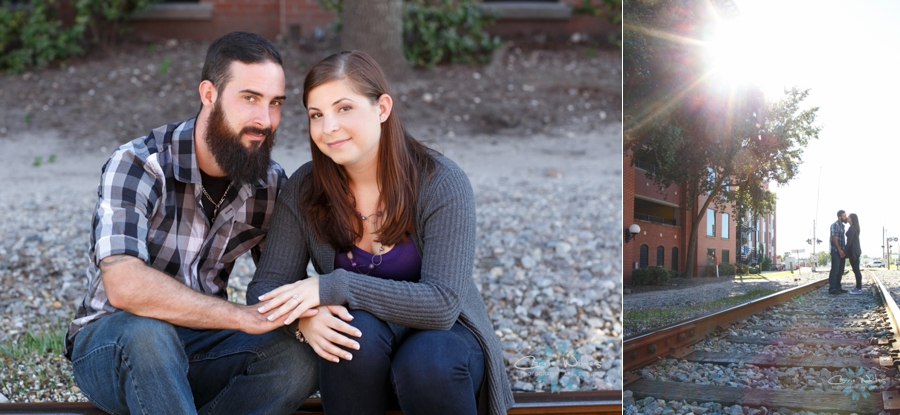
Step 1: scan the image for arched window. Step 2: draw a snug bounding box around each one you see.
[639,244,649,268]
[671,247,679,271]
[656,245,665,266]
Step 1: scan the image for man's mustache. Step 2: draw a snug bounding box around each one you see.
[241,126,273,138]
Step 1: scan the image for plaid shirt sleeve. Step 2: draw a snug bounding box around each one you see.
[830,221,840,248]
[91,145,162,265]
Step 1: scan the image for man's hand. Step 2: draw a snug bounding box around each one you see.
[296,305,361,363]
[99,254,317,334]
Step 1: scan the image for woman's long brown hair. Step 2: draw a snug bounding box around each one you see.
[300,51,436,251]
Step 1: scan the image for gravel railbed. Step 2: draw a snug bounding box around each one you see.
[0,130,621,402]
[624,272,827,337]
[624,272,898,415]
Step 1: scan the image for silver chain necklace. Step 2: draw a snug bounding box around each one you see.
[347,210,384,274]
[201,181,233,223]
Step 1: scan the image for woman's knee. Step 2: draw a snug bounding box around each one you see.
[391,326,484,393]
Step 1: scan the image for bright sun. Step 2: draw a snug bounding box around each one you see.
[706,19,785,98]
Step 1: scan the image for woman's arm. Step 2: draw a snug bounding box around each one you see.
[246,167,312,306]
[317,161,477,330]
[259,160,476,330]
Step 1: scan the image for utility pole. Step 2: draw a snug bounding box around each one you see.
[812,219,816,271]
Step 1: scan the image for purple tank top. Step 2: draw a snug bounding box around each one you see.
[334,238,421,282]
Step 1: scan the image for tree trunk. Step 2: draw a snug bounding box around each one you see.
[340,0,409,81]
[684,182,699,278]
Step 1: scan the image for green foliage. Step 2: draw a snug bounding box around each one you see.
[573,0,621,49]
[736,263,750,274]
[0,0,158,73]
[703,263,735,277]
[750,266,760,274]
[0,329,65,359]
[317,0,500,68]
[0,0,85,73]
[631,266,671,286]
[761,256,773,272]
[402,0,500,67]
[818,251,829,266]
[76,0,160,48]
[158,56,170,75]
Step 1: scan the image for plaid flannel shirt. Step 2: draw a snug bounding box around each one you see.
[65,119,287,358]
[831,219,846,253]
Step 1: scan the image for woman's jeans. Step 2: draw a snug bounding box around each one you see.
[849,255,863,289]
[318,310,485,415]
[70,311,318,415]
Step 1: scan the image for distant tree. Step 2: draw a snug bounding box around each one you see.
[340,0,409,80]
[623,0,821,278]
[818,251,830,267]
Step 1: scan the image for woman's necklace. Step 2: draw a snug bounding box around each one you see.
[201,181,233,223]
[348,210,384,274]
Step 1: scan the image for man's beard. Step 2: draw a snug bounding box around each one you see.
[204,102,276,186]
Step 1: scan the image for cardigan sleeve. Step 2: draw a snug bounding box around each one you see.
[318,161,477,330]
[246,166,312,305]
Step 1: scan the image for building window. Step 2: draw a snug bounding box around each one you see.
[671,247,679,271]
[639,244,649,268]
[656,246,664,266]
[707,209,716,237]
[722,212,729,239]
[707,248,716,265]
[722,250,730,264]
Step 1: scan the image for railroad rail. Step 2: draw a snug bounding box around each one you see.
[0,390,622,414]
[624,271,900,414]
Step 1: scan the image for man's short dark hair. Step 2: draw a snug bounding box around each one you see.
[837,210,846,218]
[201,31,283,93]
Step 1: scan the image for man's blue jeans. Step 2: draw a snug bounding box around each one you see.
[829,251,846,293]
[318,310,485,415]
[71,311,318,415]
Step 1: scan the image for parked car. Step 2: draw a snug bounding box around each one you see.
[870,260,885,268]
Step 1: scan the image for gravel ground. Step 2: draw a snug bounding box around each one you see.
[0,100,622,401]
[624,271,900,414]
[624,270,828,337]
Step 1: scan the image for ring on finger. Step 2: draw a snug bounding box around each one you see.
[292,294,300,301]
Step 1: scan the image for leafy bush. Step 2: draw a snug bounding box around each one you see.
[667,269,682,279]
[719,263,736,276]
[736,264,750,274]
[761,256,773,272]
[0,0,158,73]
[402,0,500,67]
[318,0,500,68]
[631,266,670,286]
[573,0,621,49]
[76,0,160,49]
[750,266,760,274]
[0,0,85,73]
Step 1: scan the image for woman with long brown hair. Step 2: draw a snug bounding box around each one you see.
[247,51,513,415]
[845,213,864,294]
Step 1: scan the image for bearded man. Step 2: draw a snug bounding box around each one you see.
[65,32,318,414]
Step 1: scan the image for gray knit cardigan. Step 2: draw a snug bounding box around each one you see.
[247,155,514,415]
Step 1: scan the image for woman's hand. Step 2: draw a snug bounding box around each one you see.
[257,277,321,325]
[297,305,362,362]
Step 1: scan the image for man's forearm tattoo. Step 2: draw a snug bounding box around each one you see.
[100,256,134,267]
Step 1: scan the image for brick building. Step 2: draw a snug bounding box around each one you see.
[123,0,615,42]
[623,151,777,285]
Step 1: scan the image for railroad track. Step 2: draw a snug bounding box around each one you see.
[624,271,900,414]
[0,391,622,414]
